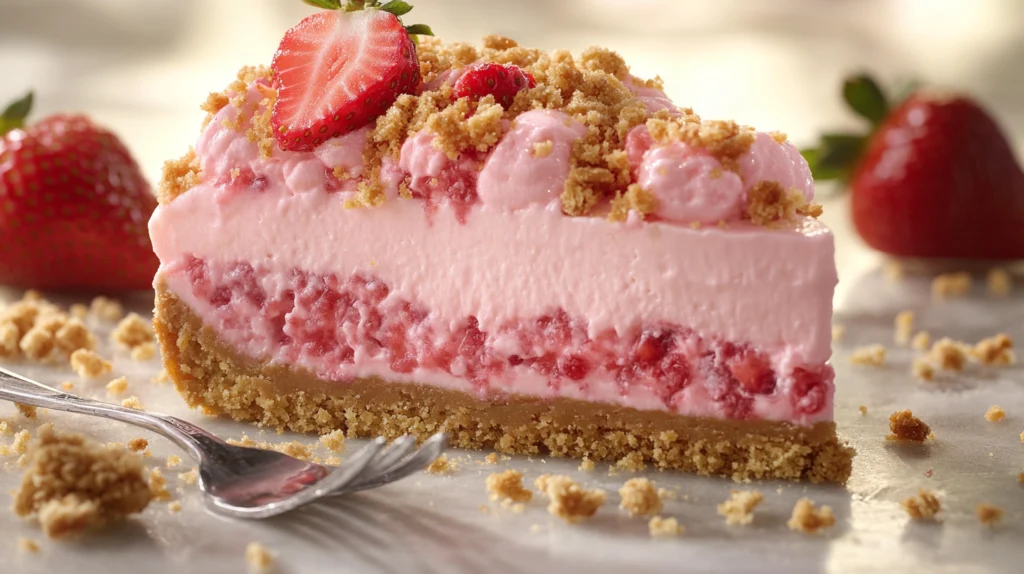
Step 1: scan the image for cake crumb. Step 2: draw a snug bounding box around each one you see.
[535,474,606,523]
[54,318,97,354]
[130,342,157,361]
[127,438,148,452]
[578,457,595,472]
[482,452,499,465]
[831,324,845,342]
[859,405,868,416]
[245,542,274,570]
[656,487,678,501]
[912,357,935,381]
[894,311,914,346]
[911,331,931,351]
[60,381,74,391]
[69,303,88,319]
[167,501,182,513]
[884,260,904,280]
[618,477,662,517]
[985,405,1006,422]
[17,536,40,553]
[612,451,646,472]
[121,396,143,410]
[971,334,1015,366]
[166,455,182,468]
[850,345,886,366]
[901,489,941,520]
[932,272,972,299]
[318,430,346,453]
[19,325,56,361]
[648,516,683,538]
[929,338,969,371]
[105,376,129,396]
[16,403,37,419]
[987,268,1012,296]
[89,297,124,322]
[112,313,155,349]
[10,429,32,454]
[887,409,932,442]
[70,349,112,379]
[531,140,553,158]
[149,468,172,501]
[426,454,457,475]
[717,490,764,526]
[178,468,198,486]
[787,498,835,533]
[12,427,153,538]
[976,503,1003,526]
[485,470,532,503]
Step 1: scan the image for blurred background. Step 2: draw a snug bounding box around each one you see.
[1,0,1023,293]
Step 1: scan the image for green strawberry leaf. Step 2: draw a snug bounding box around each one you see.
[0,91,33,135]
[842,74,888,125]
[380,0,413,16]
[801,133,866,181]
[404,23,433,37]
[303,0,343,9]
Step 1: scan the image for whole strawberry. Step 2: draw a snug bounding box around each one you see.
[803,75,1024,259]
[0,92,159,290]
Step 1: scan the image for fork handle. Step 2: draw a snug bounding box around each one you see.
[0,365,216,462]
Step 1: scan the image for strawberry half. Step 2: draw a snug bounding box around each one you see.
[0,92,159,290]
[452,63,536,108]
[271,1,433,152]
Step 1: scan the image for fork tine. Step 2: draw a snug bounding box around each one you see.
[336,432,449,494]
[362,436,417,475]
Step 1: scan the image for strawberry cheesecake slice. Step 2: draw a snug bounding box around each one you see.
[150,2,853,482]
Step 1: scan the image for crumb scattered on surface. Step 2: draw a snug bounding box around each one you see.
[901,489,941,520]
[486,470,532,503]
[931,272,972,299]
[149,468,172,501]
[168,501,182,513]
[535,474,606,523]
[16,403,37,419]
[70,349,112,379]
[317,430,346,453]
[121,396,143,410]
[976,503,1003,526]
[178,469,198,486]
[887,410,932,443]
[717,490,764,526]
[426,454,457,475]
[618,477,662,517]
[130,342,157,361]
[578,457,595,472]
[987,268,1012,297]
[69,303,88,319]
[648,516,683,538]
[112,313,155,350]
[912,357,935,381]
[911,331,931,351]
[985,406,1006,422]
[850,345,886,366]
[89,297,124,322]
[105,376,129,396]
[483,452,499,465]
[60,382,74,391]
[166,455,182,468]
[858,405,868,416]
[12,427,153,538]
[831,324,845,342]
[127,438,148,452]
[929,338,969,371]
[971,334,1015,366]
[17,536,40,553]
[787,498,835,533]
[245,542,274,570]
[894,311,914,346]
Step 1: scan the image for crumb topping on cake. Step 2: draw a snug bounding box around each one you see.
[744,181,822,226]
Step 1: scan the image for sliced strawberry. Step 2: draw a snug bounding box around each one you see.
[453,63,535,107]
[271,8,420,152]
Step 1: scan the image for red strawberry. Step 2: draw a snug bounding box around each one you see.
[453,63,536,108]
[271,0,434,152]
[803,74,1024,259]
[0,92,158,290]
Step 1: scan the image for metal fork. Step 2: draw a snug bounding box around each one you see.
[0,366,448,519]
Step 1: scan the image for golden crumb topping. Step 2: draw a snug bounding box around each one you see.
[485,469,532,503]
[157,148,202,204]
[744,181,822,227]
[535,474,606,523]
[929,338,969,371]
[887,409,932,443]
[618,477,662,517]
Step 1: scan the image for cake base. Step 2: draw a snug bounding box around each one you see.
[154,286,854,483]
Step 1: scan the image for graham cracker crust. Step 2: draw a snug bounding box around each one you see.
[153,285,854,483]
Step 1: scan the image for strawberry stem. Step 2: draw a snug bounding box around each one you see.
[301,0,433,37]
[0,91,33,135]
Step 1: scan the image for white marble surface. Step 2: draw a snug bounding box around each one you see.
[1,1,1023,572]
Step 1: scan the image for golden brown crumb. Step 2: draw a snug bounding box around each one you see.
[157,149,202,204]
[54,318,97,354]
[425,454,457,475]
[106,376,129,396]
[831,324,845,343]
[531,140,553,158]
[929,338,969,371]
[618,478,662,516]
[901,489,941,520]
[787,498,835,533]
[178,469,198,486]
[89,296,124,322]
[17,536,40,553]
[717,490,764,526]
[482,452,499,465]
[976,503,1003,526]
[648,516,684,537]
[607,184,656,222]
[20,324,56,361]
[858,405,868,416]
[485,469,533,503]
[987,268,1012,297]
[245,542,274,570]
[112,313,155,349]
[317,430,346,453]
[0,320,19,357]
[10,429,32,454]
[12,427,153,538]
[985,405,1006,422]
[69,349,112,379]
[971,334,1015,366]
[850,345,886,366]
[1019,472,1024,483]
[60,381,74,391]
[16,403,37,419]
[612,451,647,473]
[744,181,818,226]
[167,501,182,513]
[578,457,595,472]
[931,272,972,299]
[69,303,88,319]
[130,341,157,361]
[166,455,182,468]
[121,396,143,410]
[911,331,931,351]
[535,474,606,523]
[887,409,932,442]
[149,468,171,501]
[894,311,914,346]
[912,357,935,381]
[127,438,148,452]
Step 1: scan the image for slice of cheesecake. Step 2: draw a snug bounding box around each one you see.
[150,3,853,483]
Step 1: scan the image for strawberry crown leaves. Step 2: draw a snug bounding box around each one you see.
[0,91,33,136]
[301,0,433,37]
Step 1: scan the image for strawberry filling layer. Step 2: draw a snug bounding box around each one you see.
[162,255,833,423]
